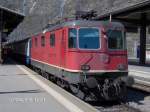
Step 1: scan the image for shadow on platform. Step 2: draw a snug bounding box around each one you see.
[0,74,28,76]
[126,88,150,105]
[128,58,150,67]
[129,62,150,67]
[0,89,44,94]
[1,58,23,65]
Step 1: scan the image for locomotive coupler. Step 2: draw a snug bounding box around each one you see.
[81,65,91,83]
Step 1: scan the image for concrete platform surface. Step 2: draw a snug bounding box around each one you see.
[129,65,150,86]
[0,59,98,112]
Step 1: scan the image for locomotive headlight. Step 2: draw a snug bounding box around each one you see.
[100,53,110,64]
[81,65,91,72]
[117,64,126,71]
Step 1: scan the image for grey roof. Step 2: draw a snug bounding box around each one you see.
[44,20,124,33]
[0,0,25,15]
[7,0,149,43]
[0,5,24,16]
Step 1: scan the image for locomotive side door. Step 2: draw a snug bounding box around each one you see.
[60,29,66,67]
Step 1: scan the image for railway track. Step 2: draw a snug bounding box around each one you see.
[94,103,141,112]
[131,82,150,93]
[129,70,150,93]
[86,84,150,112]
[89,86,149,112]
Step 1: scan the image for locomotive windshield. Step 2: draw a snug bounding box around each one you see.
[107,30,126,50]
[79,28,100,49]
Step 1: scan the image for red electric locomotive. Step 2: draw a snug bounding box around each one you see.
[31,20,133,100]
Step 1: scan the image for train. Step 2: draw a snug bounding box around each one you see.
[8,20,134,100]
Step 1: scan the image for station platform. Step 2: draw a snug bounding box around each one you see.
[0,59,98,112]
[129,65,150,87]
[128,58,150,66]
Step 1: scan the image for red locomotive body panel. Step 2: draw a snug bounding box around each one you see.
[65,50,128,72]
[31,23,127,73]
[31,27,68,69]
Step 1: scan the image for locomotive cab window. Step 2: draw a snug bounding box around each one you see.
[107,30,126,50]
[41,36,45,47]
[50,33,55,47]
[79,28,100,49]
[68,28,77,48]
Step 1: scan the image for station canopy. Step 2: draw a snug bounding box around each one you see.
[7,0,150,43]
[0,5,24,42]
[98,1,150,27]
